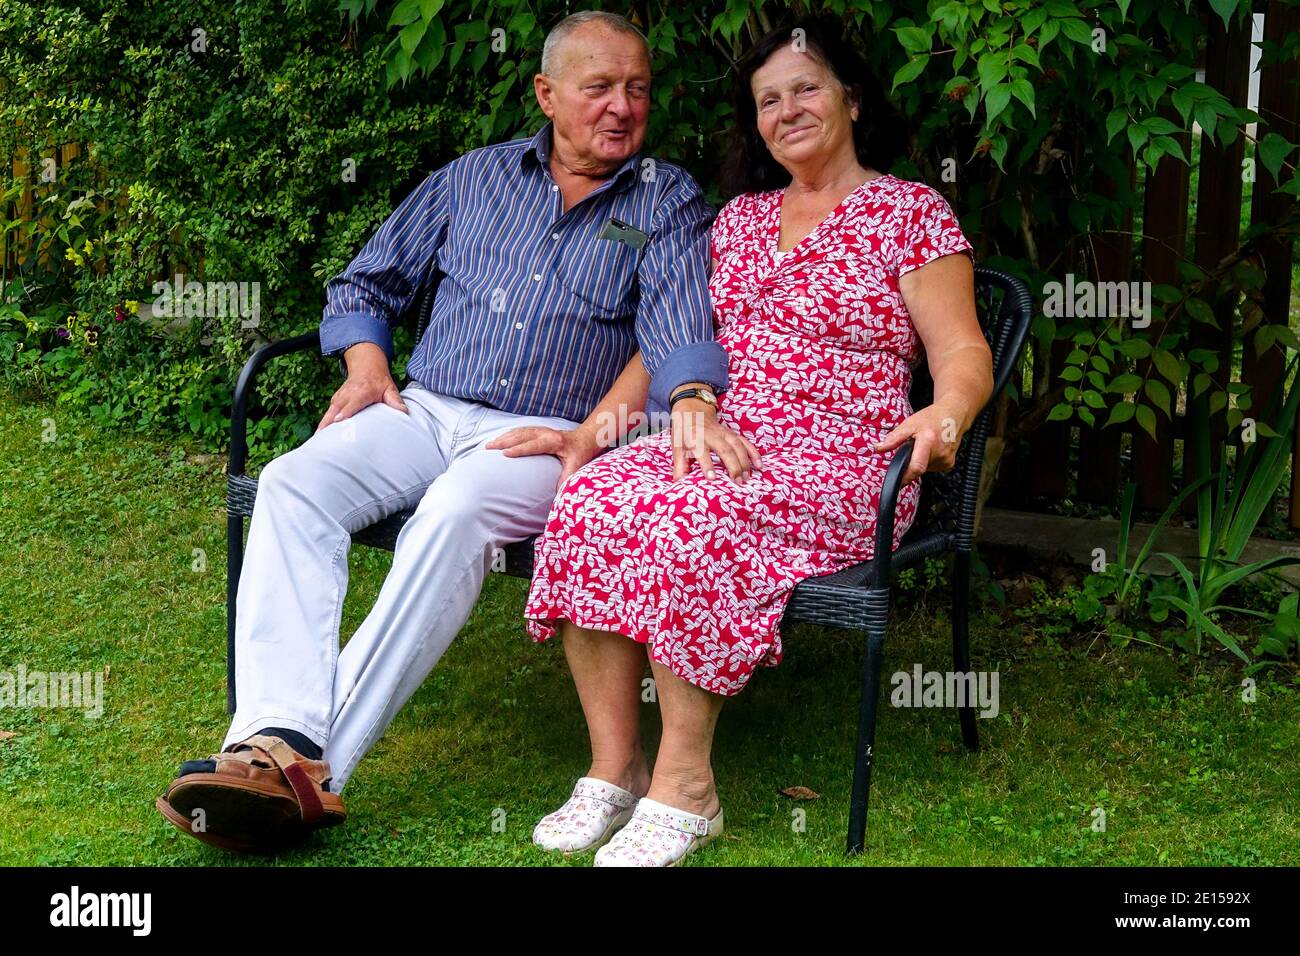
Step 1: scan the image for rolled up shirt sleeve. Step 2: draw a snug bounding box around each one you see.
[634,175,730,414]
[320,163,451,364]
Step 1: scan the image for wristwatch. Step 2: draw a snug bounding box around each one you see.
[669,386,718,409]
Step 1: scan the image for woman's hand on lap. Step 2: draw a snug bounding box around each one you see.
[671,400,763,484]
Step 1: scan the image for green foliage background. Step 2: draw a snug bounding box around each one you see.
[0,0,477,460]
[2,0,1298,466]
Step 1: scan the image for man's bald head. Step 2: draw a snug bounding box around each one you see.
[540,10,649,77]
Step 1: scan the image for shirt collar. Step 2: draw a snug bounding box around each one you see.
[522,122,642,193]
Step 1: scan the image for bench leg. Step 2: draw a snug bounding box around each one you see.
[226,512,244,715]
[847,587,891,854]
[952,549,979,752]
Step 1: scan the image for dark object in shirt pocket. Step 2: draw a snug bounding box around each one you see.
[558,237,639,320]
[599,217,650,250]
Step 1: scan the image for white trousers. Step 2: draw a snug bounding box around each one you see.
[223,379,579,792]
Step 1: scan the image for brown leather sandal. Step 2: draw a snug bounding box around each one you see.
[155,734,347,852]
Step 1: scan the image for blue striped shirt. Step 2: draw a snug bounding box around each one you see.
[320,123,729,422]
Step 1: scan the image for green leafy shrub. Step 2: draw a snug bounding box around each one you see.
[1,0,477,462]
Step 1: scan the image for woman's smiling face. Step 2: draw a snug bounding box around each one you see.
[751,44,860,173]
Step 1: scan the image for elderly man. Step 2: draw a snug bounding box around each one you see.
[155,10,748,851]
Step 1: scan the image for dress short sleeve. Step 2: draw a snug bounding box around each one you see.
[895,186,974,278]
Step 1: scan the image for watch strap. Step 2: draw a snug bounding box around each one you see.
[669,387,716,407]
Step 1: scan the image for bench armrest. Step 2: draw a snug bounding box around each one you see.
[230,330,322,479]
[868,437,916,586]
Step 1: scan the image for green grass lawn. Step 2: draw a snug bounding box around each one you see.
[0,389,1296,866]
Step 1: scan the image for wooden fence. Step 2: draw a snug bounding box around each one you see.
[993,1,1300,527]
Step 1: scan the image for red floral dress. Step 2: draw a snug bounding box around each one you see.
[524,175,973,695]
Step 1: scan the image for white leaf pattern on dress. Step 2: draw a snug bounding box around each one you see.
[524,176,974,696]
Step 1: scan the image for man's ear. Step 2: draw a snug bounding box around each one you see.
[534,74,556,119]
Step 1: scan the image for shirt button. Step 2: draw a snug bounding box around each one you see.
[550,184,558,192]
[551,233,559,240]
[515,322,524,330]
[533,273,542,281]
[499,378,509,386]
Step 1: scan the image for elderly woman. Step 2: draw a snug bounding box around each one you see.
[498,18,993,866]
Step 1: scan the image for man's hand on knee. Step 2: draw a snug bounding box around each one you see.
[317,343,410,431]
[486,424,601,489]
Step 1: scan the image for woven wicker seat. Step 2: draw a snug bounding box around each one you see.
[225,264,1032,853]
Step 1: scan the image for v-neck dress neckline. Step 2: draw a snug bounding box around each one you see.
[771,173,895,257]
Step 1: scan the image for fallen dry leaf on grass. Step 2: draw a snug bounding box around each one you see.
[779,786,820,801]
[0,731,17,741]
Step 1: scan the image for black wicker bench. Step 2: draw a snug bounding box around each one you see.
[226,265,1032,853]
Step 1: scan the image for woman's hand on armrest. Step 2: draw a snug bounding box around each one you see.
[873,400,970,485]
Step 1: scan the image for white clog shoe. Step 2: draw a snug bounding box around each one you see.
[593,796,724,867]
[533,777,638,855]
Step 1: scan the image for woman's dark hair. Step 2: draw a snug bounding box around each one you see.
[720,16,909,198]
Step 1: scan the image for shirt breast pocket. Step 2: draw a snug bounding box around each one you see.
[558,236,640,320]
